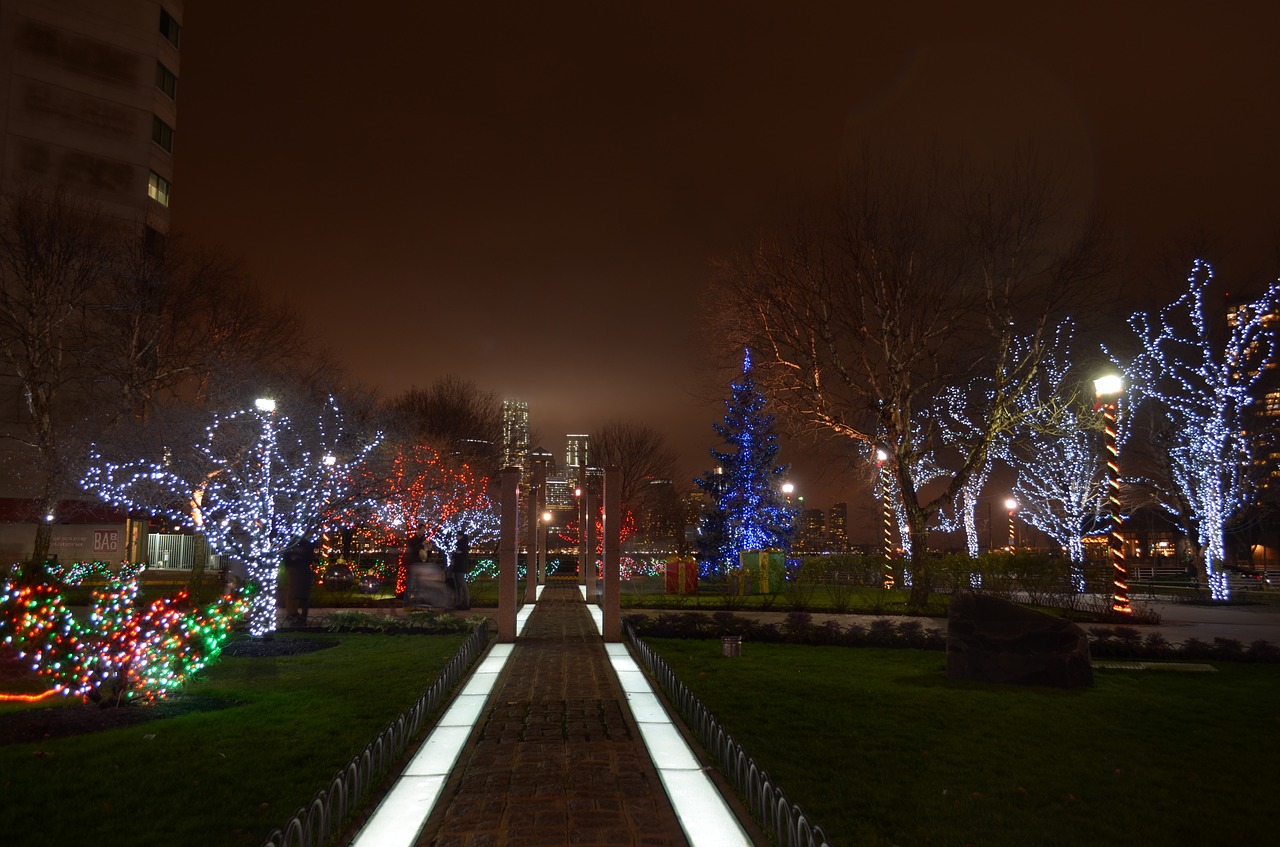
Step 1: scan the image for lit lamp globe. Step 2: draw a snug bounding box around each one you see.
[254,397,276,413]
[1005,497,1018,512]
[1093,374,1123,398]
[782,482,795,496]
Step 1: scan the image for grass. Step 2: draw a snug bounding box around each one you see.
[646,638,1280,847]
[0,632,467,847]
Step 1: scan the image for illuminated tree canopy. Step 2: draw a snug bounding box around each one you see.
[1111,260,1280,600]
[82,397,379,636]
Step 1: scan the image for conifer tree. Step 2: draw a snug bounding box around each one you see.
[695,351,794,571]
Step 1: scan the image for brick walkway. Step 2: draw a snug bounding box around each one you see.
[417,583,690,846]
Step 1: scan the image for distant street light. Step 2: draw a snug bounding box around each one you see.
[1094,373,1131,615]
[254,397,276,413]
[1005,497,1018,550]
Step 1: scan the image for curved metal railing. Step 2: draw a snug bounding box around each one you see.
[624,622,833,847]
[260,624,491,847]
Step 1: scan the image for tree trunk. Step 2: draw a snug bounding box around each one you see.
[906,517,932,608]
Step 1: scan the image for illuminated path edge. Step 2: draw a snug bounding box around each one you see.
[349,582,752,847]
[348,586,540,847]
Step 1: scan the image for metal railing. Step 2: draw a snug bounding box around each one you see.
[624,622,832,847]
[260,623,491,847]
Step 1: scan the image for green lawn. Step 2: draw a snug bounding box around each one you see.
[0,633,467,847]
[646,639,1280,847]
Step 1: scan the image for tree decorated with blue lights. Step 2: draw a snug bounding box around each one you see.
[695,350,794,572]
[1110,260,1280,600]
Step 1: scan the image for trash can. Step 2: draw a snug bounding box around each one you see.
[721,635,742,658]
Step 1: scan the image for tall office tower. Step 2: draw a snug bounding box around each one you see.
[0,1,183,240]
[501,399,530,473]
[828,502,849,552]
[797,507,825,553]
[565,433,590,476]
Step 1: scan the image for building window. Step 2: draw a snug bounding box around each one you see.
[152,116,174,152]
[148,171,171,207]
[159,8,181,48]
[156,61,177,99]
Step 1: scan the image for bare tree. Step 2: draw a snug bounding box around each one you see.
[382,376,503,469]
[590,421,679,508]
[709,149,1110,606]
[0,187,328,569]
[0,188,117,568]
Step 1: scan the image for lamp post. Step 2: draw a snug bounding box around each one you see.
[1094,373,1131,615]
[876,448,894,590]
[539,510,551,583]
[782,481,795,505]
[1004,497,1018,550]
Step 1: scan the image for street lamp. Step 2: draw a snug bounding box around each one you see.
[1094,373,1131,615]
[1004,497,1018,550]
[538,510,552,582]
[875,448,894,590]
[782,481,795,505]
[254,397,276,413]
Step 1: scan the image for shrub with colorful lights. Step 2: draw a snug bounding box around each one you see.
[0,571,245,706]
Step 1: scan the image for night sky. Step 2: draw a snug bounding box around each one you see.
[171,1,1280,515]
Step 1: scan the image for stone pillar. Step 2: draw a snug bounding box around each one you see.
[498,467,520,643]
[578,465,588,594]
[523,475,539,604]
[603,466,621,642]
[583,467,598,603]
[534,456,548,584]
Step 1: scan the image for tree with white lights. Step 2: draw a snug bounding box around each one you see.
[695,350,795,571]
[934,386,1006,559]
[1111,260,1280,600]
[83,397,380,636]
[1002,323,1107,587]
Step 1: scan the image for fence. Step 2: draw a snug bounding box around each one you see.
[624,622,832,847]
[260,623,491,847]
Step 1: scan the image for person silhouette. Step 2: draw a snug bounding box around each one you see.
[451,532,471,610]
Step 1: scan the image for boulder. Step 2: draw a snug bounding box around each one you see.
[946,593,1093,689]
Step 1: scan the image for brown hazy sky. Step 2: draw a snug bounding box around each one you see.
[171,1,1280,519]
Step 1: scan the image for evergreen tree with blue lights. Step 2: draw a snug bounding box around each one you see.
[695,350,795,572]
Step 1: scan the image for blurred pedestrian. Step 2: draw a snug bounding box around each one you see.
[282,540,315,625]
[451,532,471,610]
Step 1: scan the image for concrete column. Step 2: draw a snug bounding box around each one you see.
[603,466,621,641]
[578,465,588,593]
[498,467,519,643]
[524,477,539,604]
[534,458,548,584]
[583,467,597,603]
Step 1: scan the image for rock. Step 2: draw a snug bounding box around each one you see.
[946,593,1093,689]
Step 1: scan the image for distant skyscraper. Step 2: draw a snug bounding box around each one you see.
[565,433,590,475]
[0,0,183,240]
[502,399,530,473]
[828,502,849,552]
[798,507,825,552]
